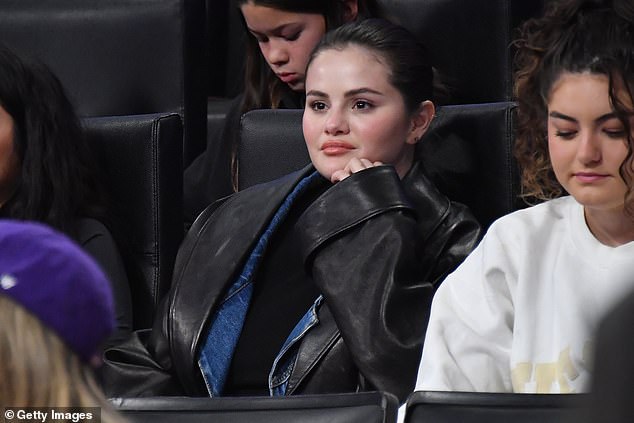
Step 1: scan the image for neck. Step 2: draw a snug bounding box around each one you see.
[395,148,415,179]
[584,206,634,247]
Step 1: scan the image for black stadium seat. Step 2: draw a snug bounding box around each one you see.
[83,113,184,329]
[237,109,309,191]
[238,102,522,229]
[404,391,587,423]
[418,102,523,229]
[111,391,398,423]
[0,0,207,165]
[380,0,545,104]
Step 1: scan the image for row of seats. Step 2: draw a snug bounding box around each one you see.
[110,390,589,423]
[0,0,547,165]
[0,0,208,165]
[238,102,523,230]
[72,99,523,330]
[0,1,533,328]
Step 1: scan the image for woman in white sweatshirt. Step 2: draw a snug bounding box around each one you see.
[414,0,634,394]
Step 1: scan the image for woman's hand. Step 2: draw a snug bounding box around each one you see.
[330,157,384,183]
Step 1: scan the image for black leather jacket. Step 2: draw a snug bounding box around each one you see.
[103,163,481,402]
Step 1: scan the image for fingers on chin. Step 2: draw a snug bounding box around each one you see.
[330,171,348,183]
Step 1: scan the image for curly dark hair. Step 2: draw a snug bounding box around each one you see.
[0,45,105,234]
[513,0,634,211]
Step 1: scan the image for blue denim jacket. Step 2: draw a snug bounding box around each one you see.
[269,296,323,396]
[197,171,322,397]
[198,294,323,397]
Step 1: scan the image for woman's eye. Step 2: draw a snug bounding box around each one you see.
[309,101,327,111]
[604,128,626,139]
[284,31,301,41]
[353,100,372,110]
[555,130,576,140]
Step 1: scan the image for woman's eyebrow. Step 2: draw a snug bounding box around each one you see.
[548,111,577,122]
[549,111,620,124]
[306,88,384,98]
[247,22,298,37]
[306,90,328,98]
[344,88,383,97]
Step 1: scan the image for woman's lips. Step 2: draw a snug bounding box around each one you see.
[321,141,354,156]
[574,172,610,183]
[277,72,298,83]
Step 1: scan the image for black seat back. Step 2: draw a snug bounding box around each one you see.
[238,109,309,190]
[112,392,397,423]
[404,391,587,423]
[83,113,184,329]
[418,102,523,229]
[379,0,545,104]
[238,102,522,229]
[0,0,207,165]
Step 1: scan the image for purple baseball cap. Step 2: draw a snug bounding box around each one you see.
[0,219,115,362]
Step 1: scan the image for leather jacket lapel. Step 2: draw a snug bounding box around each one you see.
[297,166,414,262]
[168,165,315,390]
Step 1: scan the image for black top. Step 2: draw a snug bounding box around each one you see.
[224,174,328,395]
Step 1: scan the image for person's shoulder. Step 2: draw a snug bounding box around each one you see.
[486,196,572,241]
[73,217,112,244]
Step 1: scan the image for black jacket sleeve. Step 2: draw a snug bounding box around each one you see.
[303,166,480,402]
[101,295,186,397]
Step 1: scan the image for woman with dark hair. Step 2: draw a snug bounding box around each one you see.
[414,0,634,394]
[183,0,388,223]
[103,19,480,402]
[0,45,132,347]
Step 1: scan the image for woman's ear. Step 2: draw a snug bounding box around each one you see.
[341,0,359,22]
[406,100,435,145]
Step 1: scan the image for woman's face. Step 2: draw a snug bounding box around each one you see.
[547,71,633,214]
[303,46,426,180]
[0,104,19,206]
[240,3,326,92]
[0,106,20,206]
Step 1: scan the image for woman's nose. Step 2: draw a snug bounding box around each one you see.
[324,108,349,135]
[265,39,288,66]
[577,132,602,164]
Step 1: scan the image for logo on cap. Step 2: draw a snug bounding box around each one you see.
[0,273,17,290]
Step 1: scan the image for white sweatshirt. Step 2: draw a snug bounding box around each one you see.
[414,196,634,393]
